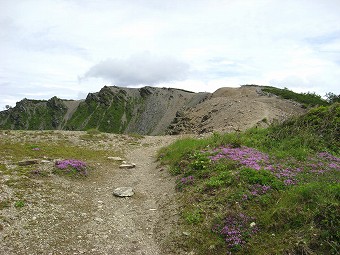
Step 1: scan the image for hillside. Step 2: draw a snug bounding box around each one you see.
[0,85,308,135]
[0,86,208,135]
[167,86,307,134]
[159,103,340,254]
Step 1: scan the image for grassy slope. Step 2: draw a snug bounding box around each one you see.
[260,86,329,108]
[64,87,133,133]
[159,103,339,254]
[0,97,67,130]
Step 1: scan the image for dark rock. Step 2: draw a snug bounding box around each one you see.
[201,115,210,122]
[18,159,39,166]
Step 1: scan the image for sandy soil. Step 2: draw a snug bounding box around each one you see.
[0,131,181,255]
[168,86,306,134]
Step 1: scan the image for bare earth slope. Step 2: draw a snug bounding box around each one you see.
[168,86,306,134]
[0,131,180,255]
[0,86,305,135]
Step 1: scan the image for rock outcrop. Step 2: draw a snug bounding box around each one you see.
[0,85,306,135]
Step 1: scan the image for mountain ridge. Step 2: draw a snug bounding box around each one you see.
[0,85,307,135]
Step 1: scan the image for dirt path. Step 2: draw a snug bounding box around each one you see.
[80,136,178,255]
[0,132,180,255]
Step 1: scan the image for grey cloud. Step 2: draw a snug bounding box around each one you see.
[82,52,190,86]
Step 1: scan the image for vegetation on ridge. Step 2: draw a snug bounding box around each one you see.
[260,86,329,108]
[0,86,209,135]
[65,87,134,133]
[0,97,67,130]
[159,103,340,254]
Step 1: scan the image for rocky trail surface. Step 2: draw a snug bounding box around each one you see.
[0,131,182,255]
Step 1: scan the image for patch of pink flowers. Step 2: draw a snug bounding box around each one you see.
[212,213,258,250]
[55,159,87,175]
[208,146,340,185]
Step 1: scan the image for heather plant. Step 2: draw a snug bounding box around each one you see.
[212,213,258,251]
[54,159,88,176]
[176,175,195,190]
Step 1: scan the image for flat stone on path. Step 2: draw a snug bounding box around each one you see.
[113,187,134,197]
[119,163,136,169]
[17,159,39,166]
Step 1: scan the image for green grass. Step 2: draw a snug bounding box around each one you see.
[0,137,115,181]
[64,87,134,133]
[159,104,340,254]
[14,200,25,208]
[0,140,110,162]
[261,86,329,108]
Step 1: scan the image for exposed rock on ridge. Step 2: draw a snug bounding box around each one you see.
[167,86,306,134]
[0,85,306,135]
[0,86,209,135]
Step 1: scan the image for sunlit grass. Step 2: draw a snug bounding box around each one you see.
[159,104,340,254]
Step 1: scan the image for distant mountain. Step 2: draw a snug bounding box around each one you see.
[0,85,308,135]
[0,86,208,135]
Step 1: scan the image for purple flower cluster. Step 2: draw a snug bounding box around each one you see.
[181,175,195,185]
[55,159,87,175]
[212,213,258,250]
[250,184,271,196]
[32,147,40,151]
[242,184,272,201]
[307,152,340,174]
[318,152,340,162]
[210,146,269,171]
[208,146,340,185]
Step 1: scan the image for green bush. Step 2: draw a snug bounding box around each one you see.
[239,168,284,190]
[262,86,329,107]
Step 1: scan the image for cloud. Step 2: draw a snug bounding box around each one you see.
[82,52,190,86]
[1,0,340,110]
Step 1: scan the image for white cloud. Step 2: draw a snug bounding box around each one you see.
[82,52,190,86]
[1,0,340,109]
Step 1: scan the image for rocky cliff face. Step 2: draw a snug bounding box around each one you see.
[0,97,67,130]
[0,86,209,135]
[0,85,306,135]
[167,86,306,134]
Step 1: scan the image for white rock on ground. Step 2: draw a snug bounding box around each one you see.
[113,187,134,197]
[119,163,136,169]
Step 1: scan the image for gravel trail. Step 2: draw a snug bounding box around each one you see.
[0,132,179,255]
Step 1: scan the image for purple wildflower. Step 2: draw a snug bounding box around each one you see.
[208,145,340,185]
[181,175,195,185]
[284,179,296,185]
[55,159,87,175]
[212,213,258,250]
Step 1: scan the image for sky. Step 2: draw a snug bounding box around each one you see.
[1,0,340,109]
